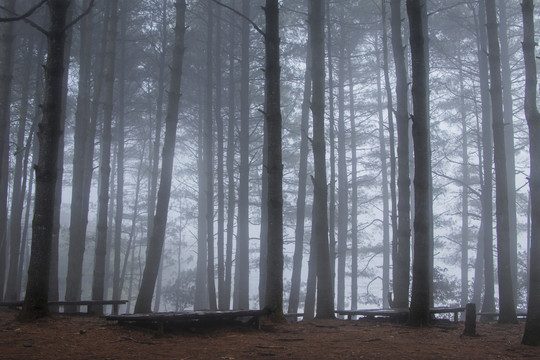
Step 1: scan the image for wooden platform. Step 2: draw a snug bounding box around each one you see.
[336,307,466,322]
[106,309,270,331]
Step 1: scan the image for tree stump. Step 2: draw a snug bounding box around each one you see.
[463,303,477,336]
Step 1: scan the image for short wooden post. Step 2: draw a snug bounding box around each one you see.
[463,303,477,336]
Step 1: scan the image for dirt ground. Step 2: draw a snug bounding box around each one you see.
[1,308,540,359]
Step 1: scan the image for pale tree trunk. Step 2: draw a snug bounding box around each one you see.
[92,0,118,315]
[459,52,470,313]
[134,0,186,313]
[288,8,311,314]
[205,0,217,311]
[382,0,397,309]
[407,0,431,327]
[485,0,517,324]
[336,20,347,312]
[477,0,496,318]
[215,2,226,311]
[472,104,485,308]
[19,0,69,321]
[6,38,35,301]
[390,0,411,309]
[65,0,103,312]
[498,0,517,303]
[349,54,359,311]
[0,0,16,301]
[521,0,540,344]
[263,0,285,322]
[225,1,237,310]
[375,32,390,310]
[310,0,334,320]
[235,0,250,310]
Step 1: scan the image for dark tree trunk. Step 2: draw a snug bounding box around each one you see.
[288,3,311,314]
[0,0,16,301]
[485,0,517,324]
[134,0,186,313]
[407,0,431,327]
[310,0,334,320]
[521,0,540,345]
[263,0,285,322]
[349,53,358,311]
[92,0,118,315]
[19,0,69,321]
[390,0,411,309]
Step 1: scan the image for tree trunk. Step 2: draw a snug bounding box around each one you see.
[498,0,518,304]
[134,0,186,313]
[390,0,411,309]
[112,1,128,314]
[349,53,359,311]
[407,0,431,327]
[236,0,250,310]
[521,0,540,344]
[65,0,103,312]
[288,6,311,314]
[0,0,16,301]
[485,0,517,324]
[263,0,285,322]
[6,38,35,301]
[19,0,69,321]
[382,0,397,309]
[477,0,496,319]
[92,0,118,315]
[310,0,334,320]
[205,0,217,312]
[336,20,348,312]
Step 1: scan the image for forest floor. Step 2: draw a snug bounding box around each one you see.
[1,308,539,359]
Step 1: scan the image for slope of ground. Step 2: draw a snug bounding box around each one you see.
[1,308,539,359]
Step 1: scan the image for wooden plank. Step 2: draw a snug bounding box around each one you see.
[106,309,269,323]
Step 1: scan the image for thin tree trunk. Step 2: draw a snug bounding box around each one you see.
[349,53,359,311]
[236,0,250,310]
[0,0,16,301]
[92,0,118,315]
[134,0,186,313]
[288,6,311,314]
[382,0,397,309]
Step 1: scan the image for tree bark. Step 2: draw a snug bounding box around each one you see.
[521,0,540,344]
[407,0,431,327]
[134,0,186,313]
[19,0,69,321]
[310,0,334,320]
[485,0,517,324]
[390,0,411,309]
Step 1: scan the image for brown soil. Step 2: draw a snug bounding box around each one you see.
[1,308,539,359]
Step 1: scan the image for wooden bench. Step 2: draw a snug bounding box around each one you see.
[106,309,269,333]
[0,300,128,314]
[477,311,527,320]
[336,307,466,322]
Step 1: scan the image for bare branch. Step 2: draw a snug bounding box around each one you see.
[0,0,47,22]
[211,0,265,37]
[63,0,95,32]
